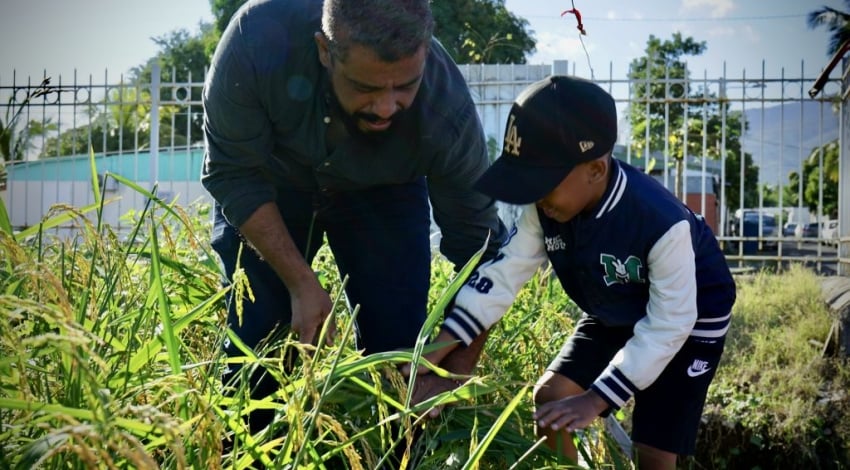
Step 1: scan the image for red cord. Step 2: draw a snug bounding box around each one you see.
[561,8,587,35]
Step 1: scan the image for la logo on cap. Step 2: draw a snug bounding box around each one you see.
[504,114,522,157]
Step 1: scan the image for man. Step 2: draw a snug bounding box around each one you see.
[409,76,736,469]
[202,0,507,433]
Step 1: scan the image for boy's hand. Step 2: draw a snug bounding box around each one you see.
[399,329,464,419]
[411,374,463,419]
[533,390,609,432]
[400,330,460,376]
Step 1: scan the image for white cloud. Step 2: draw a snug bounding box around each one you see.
[527,31,589,65]
[681,0,735,18]
[740,24,760,43]
[606,9,646,21]
[705,25,736,38]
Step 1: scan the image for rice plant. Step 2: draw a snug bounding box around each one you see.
[0,158,632,469]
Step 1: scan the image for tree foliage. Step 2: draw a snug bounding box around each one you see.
[784,141,839,219]
[804,2,846,219]
[209,0,536,65]
[210,0,244,38]
[41,25,216,157]
[807,1,850,55]
[33,0,536,160]
[39,86,157,157]
[1,80,57,162]
[431,0,535,64]
[627,33,759,214]
[130,25,218,148]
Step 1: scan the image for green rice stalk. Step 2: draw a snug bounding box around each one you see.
[462,385,529,469]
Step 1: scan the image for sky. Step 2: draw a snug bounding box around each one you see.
[509,0,843,80]
[0,0,844,84]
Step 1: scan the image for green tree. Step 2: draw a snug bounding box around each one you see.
[808,1,850,55]
[804,3,846,220]
[1,79,57,162]
[787,141,839,219]
[209,0,536,64]
[627,33,759,213]
[130,25,217,147]
[431,0,535,64]
[131,25,216,85]
[210,0,243,38]
[40,85,151,157]
[39,83,200,158]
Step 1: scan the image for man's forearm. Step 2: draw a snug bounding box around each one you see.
[238,202,315,289]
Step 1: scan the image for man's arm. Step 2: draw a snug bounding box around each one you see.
[426,98,508,269]
[238,202,334,345]
[201,19,333,345]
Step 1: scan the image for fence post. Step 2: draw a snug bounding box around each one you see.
[840,57,850,276]
[150,64,160,191]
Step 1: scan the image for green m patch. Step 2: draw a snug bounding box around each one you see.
[600,254,646,286]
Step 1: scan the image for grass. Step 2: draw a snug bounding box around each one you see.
[0,169,848,469]
[695,266,850,468]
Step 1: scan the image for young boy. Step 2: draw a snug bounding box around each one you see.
[415,75,736,469]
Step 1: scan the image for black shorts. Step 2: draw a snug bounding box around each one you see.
[547,314,726,456]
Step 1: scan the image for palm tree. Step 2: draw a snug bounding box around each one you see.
[808,2,850,55]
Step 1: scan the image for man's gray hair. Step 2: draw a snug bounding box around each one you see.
[322,0,435,63]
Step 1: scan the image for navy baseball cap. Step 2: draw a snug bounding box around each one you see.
[474,75,618,205]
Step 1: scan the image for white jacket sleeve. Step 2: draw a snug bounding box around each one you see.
[590,220,698,409]
[442,205,549,345]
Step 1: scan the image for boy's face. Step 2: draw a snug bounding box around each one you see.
[535,160,602,223]
[317,35,426,134]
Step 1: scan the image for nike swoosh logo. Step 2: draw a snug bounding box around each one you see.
[687,367,711,377]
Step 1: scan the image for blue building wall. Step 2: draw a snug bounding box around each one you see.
[6,148,205,182]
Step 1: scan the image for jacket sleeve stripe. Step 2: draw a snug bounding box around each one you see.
[443,306,485,345]
[442,319,474,345]
[691,311,732,338]
[591,365,638,410]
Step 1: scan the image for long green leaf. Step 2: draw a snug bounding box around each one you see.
[106,171,224,278]
[88,145,102,206]
[13,199,117,241]
[0,397,159,436]
[112,287,229,388]
[406,232,490,407]
[147,212,181,376]
[0,195,11,235]
[292,288,358,470]
[462,385,529,470]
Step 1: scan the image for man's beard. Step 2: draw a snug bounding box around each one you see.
[328,92,407,144]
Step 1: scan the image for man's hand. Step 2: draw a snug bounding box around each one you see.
[237,202,336,346]
[290,275,335,346]
[533,390,609,432]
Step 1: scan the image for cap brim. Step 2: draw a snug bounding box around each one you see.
[474,156,572,205]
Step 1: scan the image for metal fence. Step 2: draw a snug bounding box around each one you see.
[0,61,844,273]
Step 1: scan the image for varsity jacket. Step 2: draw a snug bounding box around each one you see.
[443,158,736,410]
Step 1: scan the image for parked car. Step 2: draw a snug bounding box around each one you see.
[795,222,820,239]
[822,220,839,246]
[782,222,798,237]
[729,209,778,252]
